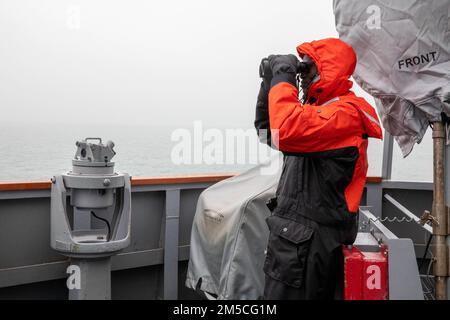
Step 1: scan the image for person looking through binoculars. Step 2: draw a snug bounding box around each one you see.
[254,38,382,300]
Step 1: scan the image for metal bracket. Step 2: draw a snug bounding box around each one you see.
[419,210,440,227]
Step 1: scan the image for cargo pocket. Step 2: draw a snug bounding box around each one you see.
[263,215,314,288]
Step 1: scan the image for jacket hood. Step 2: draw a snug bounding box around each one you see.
[297,38,382,139]
[297,38,357,105]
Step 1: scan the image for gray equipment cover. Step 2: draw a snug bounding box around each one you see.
[185,155,281,299]
[333,0,450,156]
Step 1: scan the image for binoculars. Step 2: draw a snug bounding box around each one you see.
[259,57,311,79]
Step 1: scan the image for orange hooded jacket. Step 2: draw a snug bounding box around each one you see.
[268,38,382,221]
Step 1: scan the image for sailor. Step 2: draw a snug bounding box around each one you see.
[255,38,382,299]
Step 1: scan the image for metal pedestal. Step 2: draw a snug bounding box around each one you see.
[68,257,112,300]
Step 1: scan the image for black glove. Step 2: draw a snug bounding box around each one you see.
[254,55,299,148]
[259,56,277,89]
[268,54,299,75]
[268,54,299,88]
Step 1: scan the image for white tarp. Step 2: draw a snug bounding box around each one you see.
[334,0,450,156]
[185,155,282,299]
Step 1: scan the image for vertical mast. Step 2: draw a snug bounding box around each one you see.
[432,121,447,300]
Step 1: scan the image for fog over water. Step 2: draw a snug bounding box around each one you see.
[0,1,433,182]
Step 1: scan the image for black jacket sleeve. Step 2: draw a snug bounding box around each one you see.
[254,81,274,148]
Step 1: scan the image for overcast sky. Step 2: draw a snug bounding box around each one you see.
[0,0,375,127]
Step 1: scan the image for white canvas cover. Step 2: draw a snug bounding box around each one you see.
[185,155,282,299]
[333,0,450,156]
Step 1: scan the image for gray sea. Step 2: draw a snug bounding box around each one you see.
[0,122,433,182]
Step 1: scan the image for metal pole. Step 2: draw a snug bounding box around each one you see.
[68,257,112,300]
[382,131,393,180]
[432,122,447,300]
[164,189,180,299]
[444,122,450,300]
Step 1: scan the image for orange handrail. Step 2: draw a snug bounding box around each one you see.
[0,175,383,192]
[366,176,382,184]
[0,174,237,192]
[131,174,236,186]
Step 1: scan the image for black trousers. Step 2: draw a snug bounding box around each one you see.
[262,214,350,300]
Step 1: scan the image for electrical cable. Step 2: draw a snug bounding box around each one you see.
[419,233,433,271]
[90,210,111,241]
[424,248,435,300]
